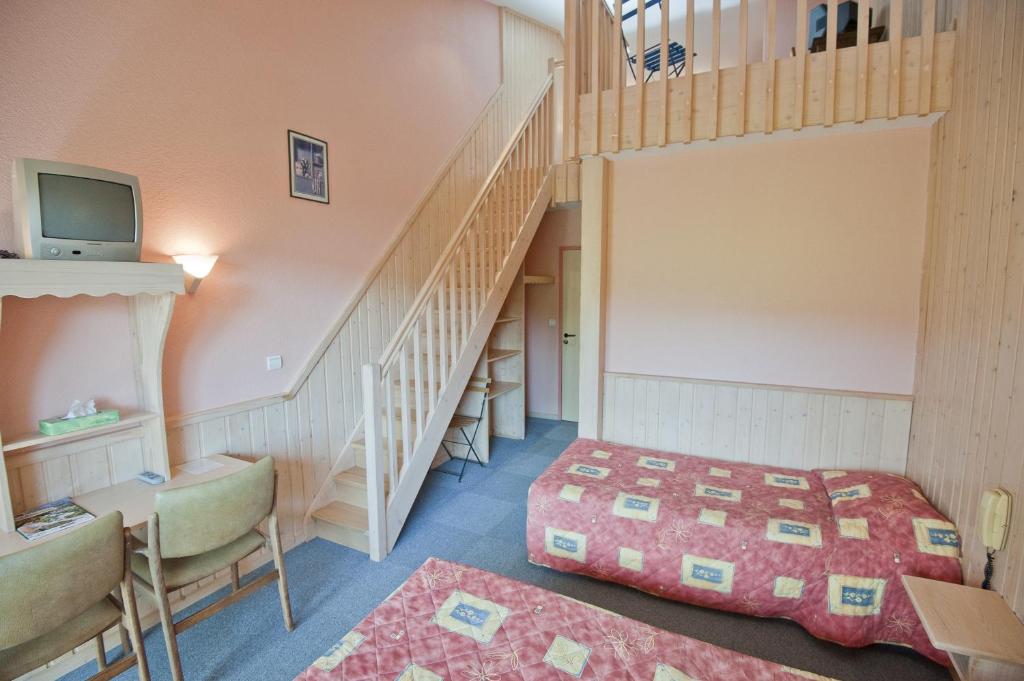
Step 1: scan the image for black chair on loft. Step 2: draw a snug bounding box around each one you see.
[438,377,491,482]
[620,0,694,83]
[630,41,688,82]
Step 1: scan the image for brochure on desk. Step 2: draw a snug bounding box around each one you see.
[14,497,95,541]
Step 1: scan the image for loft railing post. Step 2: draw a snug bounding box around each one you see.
[362,363,387,561]
[565,0,578,160]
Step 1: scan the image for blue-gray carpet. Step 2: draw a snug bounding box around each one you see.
[61,418,945,681]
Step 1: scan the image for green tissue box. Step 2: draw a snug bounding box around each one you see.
[38,410,120,436]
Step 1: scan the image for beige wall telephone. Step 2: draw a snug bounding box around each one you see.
[979,488,1011,590]
[980,488,1011,551]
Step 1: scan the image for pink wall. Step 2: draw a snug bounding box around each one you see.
[0,0,500,433]
[606,126,930,395]
[524,208,581,419]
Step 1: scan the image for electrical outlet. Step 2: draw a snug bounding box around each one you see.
[266,355,283,371]
[548,318,557,327]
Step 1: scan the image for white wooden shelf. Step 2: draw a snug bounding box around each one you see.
[0,259,182,534]
[487,348,521,363]
[0,260,184,298]
[1,411,161,454]
[487,381,522,400]
[903,576,1024,680]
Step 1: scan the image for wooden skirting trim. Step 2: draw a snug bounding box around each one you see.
[606,370,913,402]
[164,394,286,430]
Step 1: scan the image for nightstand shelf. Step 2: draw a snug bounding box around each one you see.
[903,575,1024,680]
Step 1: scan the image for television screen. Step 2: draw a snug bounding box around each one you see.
[38,173,136,242]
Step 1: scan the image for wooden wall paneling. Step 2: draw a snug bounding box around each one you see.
[909,0,1024,617]
[284,396,307,539]
[779,391,809,469]
[602,373,913,474]
[42,456,73,501]
[306,360,330,489]
[763,390,784,467]
[801,393,825,470]
[181,422,203,463]
[70,447,112,496]
[748,388,769,464]
[108,438,145,483]
[227,410,252,457]
[263,401,292,535]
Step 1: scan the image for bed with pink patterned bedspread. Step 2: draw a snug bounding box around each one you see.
[297,557,837,680]
[525,439,962,665]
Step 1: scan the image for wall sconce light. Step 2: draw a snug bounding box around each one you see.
[172,255,219,294]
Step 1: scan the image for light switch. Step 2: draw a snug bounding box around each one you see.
[266,355,283,371]
[548,318,557,327]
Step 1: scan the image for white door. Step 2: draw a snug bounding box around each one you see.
[561,249,582,422]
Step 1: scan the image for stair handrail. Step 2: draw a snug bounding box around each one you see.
[379,74,554,374]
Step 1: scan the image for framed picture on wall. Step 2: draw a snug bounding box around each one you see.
[288,130,329,203]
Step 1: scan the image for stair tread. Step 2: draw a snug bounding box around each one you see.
[312,501,369,532]
[488,348,521,362]
[335,466,392,488]
[488,381,521,399]
[353,438,406,455]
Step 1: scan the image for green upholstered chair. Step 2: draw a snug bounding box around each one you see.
[0,511,150,681]
[130,456,293,681]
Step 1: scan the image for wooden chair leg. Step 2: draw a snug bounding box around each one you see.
[269,514,294,631]
[121,580,150,681]
[230,563,240,592]
[149,562,184,681]
[94,634,107,671]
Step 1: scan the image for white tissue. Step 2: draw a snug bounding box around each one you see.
[64,399,98,420]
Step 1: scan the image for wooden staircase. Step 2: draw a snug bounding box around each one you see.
[310,439,399,552]
[304,78,556,559]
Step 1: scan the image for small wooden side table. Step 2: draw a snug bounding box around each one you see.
[903,575,1024,680]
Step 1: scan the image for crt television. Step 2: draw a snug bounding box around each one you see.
[11,158,142,261]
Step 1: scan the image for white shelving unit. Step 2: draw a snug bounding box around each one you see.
[0,260,184,533]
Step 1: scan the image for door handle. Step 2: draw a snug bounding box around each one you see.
[563,333,576,338]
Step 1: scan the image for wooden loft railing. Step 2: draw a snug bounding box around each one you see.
[564,0,958,155]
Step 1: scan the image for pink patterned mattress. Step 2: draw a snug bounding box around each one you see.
[297,557,837,680]
[526,439,962,665]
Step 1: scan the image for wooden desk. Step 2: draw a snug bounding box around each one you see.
[0,454,249,557]
[903,575,1024,681]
